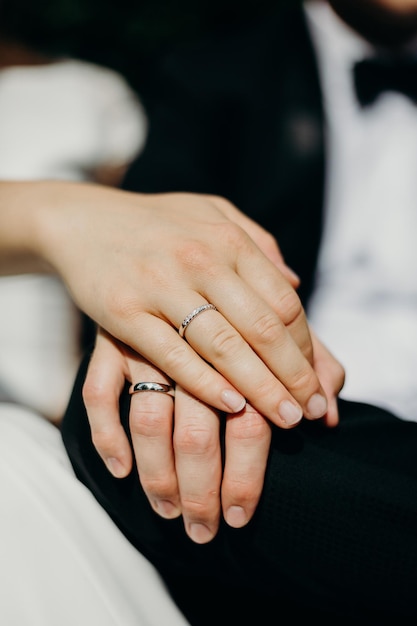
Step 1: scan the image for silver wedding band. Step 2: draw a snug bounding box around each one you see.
[179,303,218,338]
[129,382,175,397]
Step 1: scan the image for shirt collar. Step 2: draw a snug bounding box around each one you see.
[303,0,373,72]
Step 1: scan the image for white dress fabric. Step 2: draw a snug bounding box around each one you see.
[0,59,190,624]
[0,58,147,421]
[0,404,189,626]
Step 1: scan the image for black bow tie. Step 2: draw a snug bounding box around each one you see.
[353,56,417,106]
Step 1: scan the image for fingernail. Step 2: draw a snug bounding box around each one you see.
[106,457,127,478]
[279,400,303,425]
[189,523,214,544]
[154,500,181,519]
[307,393,328,419]
[221,389,246,413]
[225,506,248,528]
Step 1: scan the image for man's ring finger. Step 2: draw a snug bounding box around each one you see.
[129,382,175,397]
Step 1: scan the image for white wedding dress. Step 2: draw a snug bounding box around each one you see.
[0,405,189,625]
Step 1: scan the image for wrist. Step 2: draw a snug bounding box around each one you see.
[0,180,87,276]
[0,181,50,274]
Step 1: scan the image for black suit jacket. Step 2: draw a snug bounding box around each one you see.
[123,3,325,306]
[62,5,417,621]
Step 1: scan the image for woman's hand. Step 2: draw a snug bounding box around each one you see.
[1,179,345,543]
[9,181,331,427]
[1,179,345,541]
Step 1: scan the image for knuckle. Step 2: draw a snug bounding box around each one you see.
[141,475,176,500]
[275,288,304,327]
[129,407,167,436]
[181,496,216,520]
[219,219,243,240]
[174,424,217,457]
[228,410,270,443]
[210,325,245,359]
[162,341,223,395]
[219,221,250,251]
[82,378,113,409]
[174,239,213,274]
[162,341,192,372]
[250,311,284,345]
[286,365,317,395]
[224,479,257,506]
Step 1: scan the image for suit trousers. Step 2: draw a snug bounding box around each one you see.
[61,350,417,623]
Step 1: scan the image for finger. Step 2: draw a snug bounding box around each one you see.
[110,220,325,427]
[132,297,325,430]
[232,229,313,362]
[310,331,346,428]
[199,234,330,419]
[167,221,323,417]
[132,312,303,429]
[82,330,133,478]
[208,194,300,288]
[128,361,181,520]
[116,309,248,416]
[173,385,222,544]
[177,285,327,425]
[222,404,271,528]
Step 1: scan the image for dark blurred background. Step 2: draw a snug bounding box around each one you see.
[0,0,295,90]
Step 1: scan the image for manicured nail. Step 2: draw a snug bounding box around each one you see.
[106,457,126,478]
[221,389,246,413]
[189,523,214,544]
[279,400,303,425]
[307,393,328,419]
[225,506,248,528]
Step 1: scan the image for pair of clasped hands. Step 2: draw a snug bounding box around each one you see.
[10,181,344,545]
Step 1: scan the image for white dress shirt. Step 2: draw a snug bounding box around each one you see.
[304,1,417,421]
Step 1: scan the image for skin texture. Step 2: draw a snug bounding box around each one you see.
[80,2,414,543]
[0,177,344,544]
[85,317,343,544]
